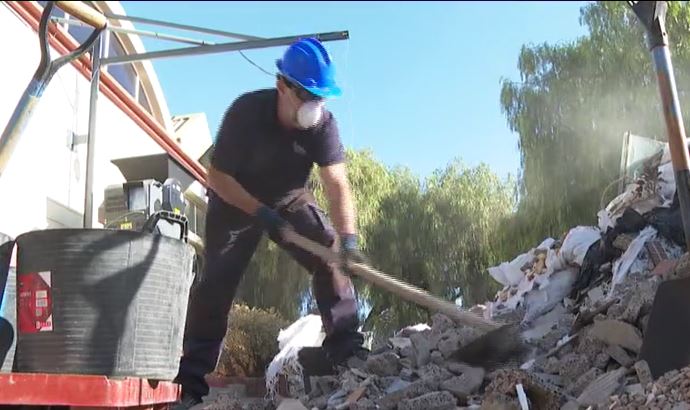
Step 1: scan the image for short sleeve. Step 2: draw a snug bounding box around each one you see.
[311,113,346,167]
[211,98,250,176]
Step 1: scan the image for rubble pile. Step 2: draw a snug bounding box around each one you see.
[266,144,690,409]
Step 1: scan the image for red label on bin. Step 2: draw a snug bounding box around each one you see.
[18,271,53,333]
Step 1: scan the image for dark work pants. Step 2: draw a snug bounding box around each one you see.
[175,190,363,399]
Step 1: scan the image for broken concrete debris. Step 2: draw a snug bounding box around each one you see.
[259,145,690,410]
[590,319,643,353]
[607,345,634,367]
[284,269,686,410]
[576,367,626,406]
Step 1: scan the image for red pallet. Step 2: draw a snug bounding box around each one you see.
[0,373,181,409]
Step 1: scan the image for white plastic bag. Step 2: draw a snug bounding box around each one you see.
[522,267,577,324]
[537,238,556,250]
[266,315,324,399]
[560,226,601,266]
[545,248,567,274]
[487,251,533,286]
[598,209,615,232]
[610,226,657,296]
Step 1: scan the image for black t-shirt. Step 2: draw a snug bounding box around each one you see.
[209,89,345,208]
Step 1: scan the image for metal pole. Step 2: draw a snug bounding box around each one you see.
[100,31,349,66]
[83,32,103,228]
[631,1,690,251]
[104,13,262,41]
[51,17,215,46]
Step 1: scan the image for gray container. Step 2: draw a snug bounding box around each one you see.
[14,229,194,380]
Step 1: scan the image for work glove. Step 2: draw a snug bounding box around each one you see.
[255,205,290,241]
[340,233,367,276]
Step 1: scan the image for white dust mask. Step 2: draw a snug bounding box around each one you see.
[296,101,324,129]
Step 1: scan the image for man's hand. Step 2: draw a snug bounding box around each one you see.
[340,233,367,275]
[256,206,290,241]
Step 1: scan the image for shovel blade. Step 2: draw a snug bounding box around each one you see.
[640,276,690,379]
[451,323,527,369]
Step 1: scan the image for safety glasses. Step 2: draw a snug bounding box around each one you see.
[282,76,324,102]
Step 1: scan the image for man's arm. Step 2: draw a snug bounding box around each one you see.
[319,163,357,235]
[207,165,262,216]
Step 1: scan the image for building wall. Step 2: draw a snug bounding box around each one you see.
[0,4,166,238]
[172,113,214,162]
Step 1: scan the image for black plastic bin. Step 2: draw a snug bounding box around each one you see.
[0,233,16,372]
[13,228,194,380]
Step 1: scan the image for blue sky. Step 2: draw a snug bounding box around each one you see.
[121,1,590,180]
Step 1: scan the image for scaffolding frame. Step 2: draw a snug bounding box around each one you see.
[0,1,349,228]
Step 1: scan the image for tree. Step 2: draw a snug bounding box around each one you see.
[499,1,690,250]
[362,161,515,338]
[236,149,397,321]
[235,150,515,341]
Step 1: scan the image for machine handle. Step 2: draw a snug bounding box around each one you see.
[142,211,189,243]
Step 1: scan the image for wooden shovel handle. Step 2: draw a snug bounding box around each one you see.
[56,1,107,29]
[282,230,501,333]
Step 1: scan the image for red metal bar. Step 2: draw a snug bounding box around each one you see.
[0,373,180,407]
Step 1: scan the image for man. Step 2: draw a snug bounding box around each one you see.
[173,38,367,408]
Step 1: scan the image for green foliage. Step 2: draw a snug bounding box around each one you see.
[230,1,690,342]
[215,304,289,377]
[361,161,515,337]
[499,1,690,250]
[234,149,514,340]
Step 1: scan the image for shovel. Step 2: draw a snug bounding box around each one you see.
[630,0,690,379]
[283,230,530,367]
[0,1,106,176]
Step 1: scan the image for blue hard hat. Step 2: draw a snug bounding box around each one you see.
[276,38,342,99]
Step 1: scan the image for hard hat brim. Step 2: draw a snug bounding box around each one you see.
[276,59,342,99]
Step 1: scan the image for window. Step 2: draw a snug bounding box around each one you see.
[67,24,93,44]
[36,1,65,18]
[138,86,152,113]
[107,36,138,96]
[37,0,95,43]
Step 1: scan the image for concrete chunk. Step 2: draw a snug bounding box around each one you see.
[410,331,431,367]
[576,367,626,406]
[557,354,591,383]
[375,378,439,410]
[480,393,520,410]
[417,363,453,384]
[565,368,602,397]
[607,345,634,367]
[430,350,444,365]
[350,398,377,410]
[398,391,456,410]
[620,292,644,324]
[560,401,579,410]
[364,352,401,377]
[276,399,309,410]
[431,313,454,335]
[439,366,485,399]
[389,337,412,352]
[624,383,644,396]
[590,319,643,353]
[587,286,605,305]
[634,360,653,386]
